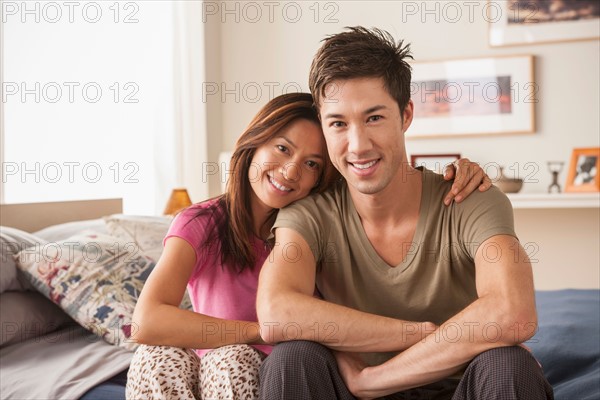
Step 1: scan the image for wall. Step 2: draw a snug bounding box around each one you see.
[206,1,599,289]
[514,208,599,290]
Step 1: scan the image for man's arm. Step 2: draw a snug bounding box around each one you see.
[336,235,537,399]
[256,227,435,351]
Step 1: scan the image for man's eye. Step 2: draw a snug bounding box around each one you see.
[368,115,382,122]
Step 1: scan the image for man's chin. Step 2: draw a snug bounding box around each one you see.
[347,179,383,195]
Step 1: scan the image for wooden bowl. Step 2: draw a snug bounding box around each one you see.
[496,178,523,193]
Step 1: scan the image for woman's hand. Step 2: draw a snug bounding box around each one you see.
[443,158,492,205]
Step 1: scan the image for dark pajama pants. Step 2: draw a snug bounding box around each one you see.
[259,341,554,400]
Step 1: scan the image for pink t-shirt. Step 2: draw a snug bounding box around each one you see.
[164,198,272,357]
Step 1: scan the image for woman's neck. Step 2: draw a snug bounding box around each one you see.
[250,193,275,240]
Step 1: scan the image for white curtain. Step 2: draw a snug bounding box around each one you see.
[1,17,6,204]
[156,1,209,210]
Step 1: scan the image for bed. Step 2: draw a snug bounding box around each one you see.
[1,199,177,399]
[1,200,599,399]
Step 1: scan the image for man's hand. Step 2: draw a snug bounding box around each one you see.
[443,158,492,205]
[333,351,374,400]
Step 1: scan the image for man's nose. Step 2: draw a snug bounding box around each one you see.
[347,125,372,155]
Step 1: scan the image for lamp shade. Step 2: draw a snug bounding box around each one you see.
[163,188,192,215]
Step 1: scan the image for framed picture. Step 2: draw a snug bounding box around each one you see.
[410,154,461,174]
[565,147,600,193]
[408,55,535,138]
[489,0,600,47]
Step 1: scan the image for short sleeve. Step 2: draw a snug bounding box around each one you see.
[163,205,215,266]
[272,195,328,264]
[453,186,518,260]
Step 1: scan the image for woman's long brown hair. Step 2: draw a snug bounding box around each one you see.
[192,93,340,273]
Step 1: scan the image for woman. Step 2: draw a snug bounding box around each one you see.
[126,93,489,399]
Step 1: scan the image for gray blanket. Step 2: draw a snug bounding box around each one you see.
[0,325,132,399]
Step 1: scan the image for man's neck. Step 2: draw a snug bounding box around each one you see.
[349,167,423,228]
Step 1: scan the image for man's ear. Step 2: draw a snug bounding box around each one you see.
[402,99,414,132]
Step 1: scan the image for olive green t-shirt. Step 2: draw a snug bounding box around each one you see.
[273,168,517,365]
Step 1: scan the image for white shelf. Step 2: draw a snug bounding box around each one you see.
[506,193,600,209]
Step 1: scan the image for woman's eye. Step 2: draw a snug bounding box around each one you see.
[331,121,345,128]
[306,160,319,169]
[276,144,288,153]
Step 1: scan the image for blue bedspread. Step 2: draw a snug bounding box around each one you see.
[529,289,600,400]
[77,290,600,400]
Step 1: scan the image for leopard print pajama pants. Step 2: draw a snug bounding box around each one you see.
[126,344,265,400]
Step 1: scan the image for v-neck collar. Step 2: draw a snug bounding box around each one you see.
[345,169,431,274]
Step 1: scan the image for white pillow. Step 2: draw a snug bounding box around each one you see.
[0,291,73,347]
[0,226,45,292]
[103,215,173,262]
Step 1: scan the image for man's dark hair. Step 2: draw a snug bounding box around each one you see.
[309,26,413,114]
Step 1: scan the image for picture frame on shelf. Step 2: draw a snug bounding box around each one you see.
[488,0,600,47]
[410,154,461,174]
[565,147,600,193]
[408,55,535,138]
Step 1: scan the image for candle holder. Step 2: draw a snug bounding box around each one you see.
[547,161,564,194]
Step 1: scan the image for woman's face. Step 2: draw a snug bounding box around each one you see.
[249,118,326,211]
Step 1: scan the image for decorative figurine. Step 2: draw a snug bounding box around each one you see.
[548,161,564,194]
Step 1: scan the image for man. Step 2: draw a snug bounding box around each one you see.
[257,27,553,399]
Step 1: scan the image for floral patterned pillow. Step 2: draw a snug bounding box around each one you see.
[103,214,173,263]
[15,231,190,350]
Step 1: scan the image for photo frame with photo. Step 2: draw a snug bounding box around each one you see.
[408,55,535,138]
[410,154,461,174]
[488,0,600,47]
[565,147,600,193]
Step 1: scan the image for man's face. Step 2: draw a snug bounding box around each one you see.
[319,77,414,195]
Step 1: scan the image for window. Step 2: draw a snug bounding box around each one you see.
[2,1,177,214]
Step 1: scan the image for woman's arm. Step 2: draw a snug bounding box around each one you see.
[131,236,264,348]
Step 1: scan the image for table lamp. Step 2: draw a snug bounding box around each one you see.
[163,188,192,215]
